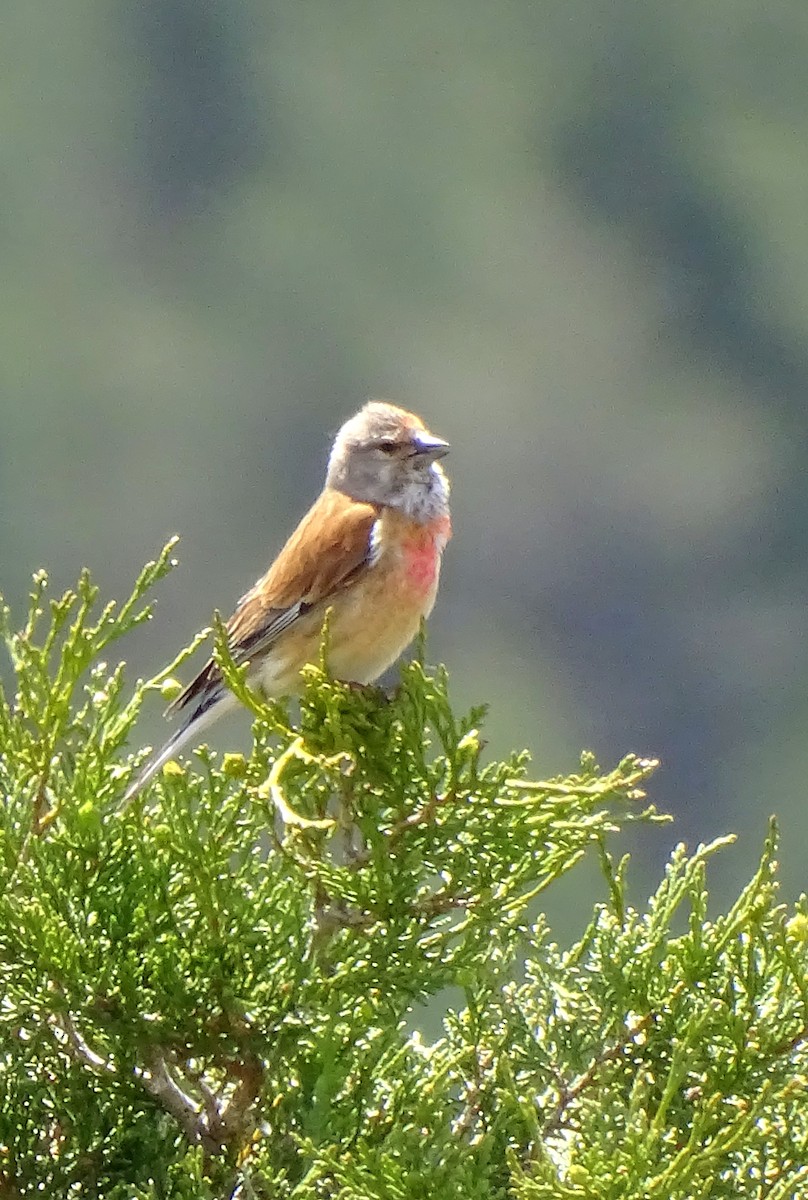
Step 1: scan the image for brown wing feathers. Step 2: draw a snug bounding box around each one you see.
[168,490,379,715]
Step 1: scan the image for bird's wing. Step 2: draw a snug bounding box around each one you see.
[167,489,380,716]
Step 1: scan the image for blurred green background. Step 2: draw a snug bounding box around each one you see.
[3,0,807,909]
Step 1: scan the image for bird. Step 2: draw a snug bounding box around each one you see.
[123,401,451,802]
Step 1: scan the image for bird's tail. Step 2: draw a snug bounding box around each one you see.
[121,691,236,808]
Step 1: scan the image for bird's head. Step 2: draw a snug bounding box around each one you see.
[326,401,450,520]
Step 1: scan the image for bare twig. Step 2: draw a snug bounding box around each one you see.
[55,1011,259,1157]
[137,1048,206,1145]
[214,1055,265,1144]
[453,1047,493,1141]
[541,1012,655,1137]
[386,790,455,852]
[55,1012,115,1075]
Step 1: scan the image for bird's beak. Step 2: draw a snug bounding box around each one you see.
[411,431,450,460]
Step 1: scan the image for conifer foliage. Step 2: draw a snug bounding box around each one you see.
[0,548,806,1197]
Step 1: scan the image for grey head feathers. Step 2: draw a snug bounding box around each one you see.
[326,401,450,522]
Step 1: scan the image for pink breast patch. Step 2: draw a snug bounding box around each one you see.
[403,538,439,592]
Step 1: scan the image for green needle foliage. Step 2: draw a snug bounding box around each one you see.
[0,548,807,1198]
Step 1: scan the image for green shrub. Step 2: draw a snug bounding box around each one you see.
[0,548,805,1198]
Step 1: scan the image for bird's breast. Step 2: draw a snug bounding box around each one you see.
[398,515,451,595]
[256,510,451,691]
[379,508,446,597]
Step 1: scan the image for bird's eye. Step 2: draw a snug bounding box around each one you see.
[377,440,398,454]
